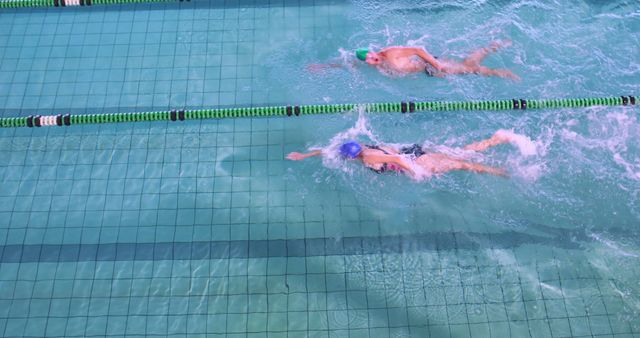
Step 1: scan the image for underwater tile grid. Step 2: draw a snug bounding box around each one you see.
[0,0,639,337]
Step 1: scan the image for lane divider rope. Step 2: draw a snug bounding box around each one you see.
[1,96,636,129]
[0,0,189,8]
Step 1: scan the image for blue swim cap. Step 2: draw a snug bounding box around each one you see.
[339,141,362,158]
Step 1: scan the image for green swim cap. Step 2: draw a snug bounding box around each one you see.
[355,48,369,61]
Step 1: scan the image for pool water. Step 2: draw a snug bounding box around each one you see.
[0,0,639,337]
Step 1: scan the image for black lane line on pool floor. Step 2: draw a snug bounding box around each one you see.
[0,229,587,263]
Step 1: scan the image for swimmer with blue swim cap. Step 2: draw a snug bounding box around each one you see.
[339,141,363,159]
[286,130,535,178]
[309,41,519,80]
[287,140,414,174]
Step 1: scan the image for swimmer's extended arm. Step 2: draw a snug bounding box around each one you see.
[307,56,358,72]
[410,47,441,70]
[287,150,322,161]
[307,63,343,72]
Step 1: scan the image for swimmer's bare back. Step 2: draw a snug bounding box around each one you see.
[384,42,519,80]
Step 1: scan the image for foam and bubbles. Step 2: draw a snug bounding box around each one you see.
[559,108,640,183]
[317,106,381,171]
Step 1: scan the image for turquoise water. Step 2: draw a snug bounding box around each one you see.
[0,0,639,337]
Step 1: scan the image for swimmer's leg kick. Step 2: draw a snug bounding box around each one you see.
[462,40,510,67]
[458,161,508,177]
[456,40,520,80]
[473,66,520,80]
[417,153,507,177]
[463,131,512,152]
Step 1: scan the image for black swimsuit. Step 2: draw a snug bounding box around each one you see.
[399,144,426,157]
[365,144,425,174]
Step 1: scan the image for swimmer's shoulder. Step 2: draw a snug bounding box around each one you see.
[379,46,404,55]
[362,145,399,155]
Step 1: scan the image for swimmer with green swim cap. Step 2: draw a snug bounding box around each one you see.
[355,48,369,61]
[308,40,519,80]
[351,41,519,80]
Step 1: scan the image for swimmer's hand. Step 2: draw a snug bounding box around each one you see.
[287,150,322,161]
[434,61,444,73]
[493,69,520,81]
[307,63,342,73]
[491,167,510,178]
[286,152,307,160]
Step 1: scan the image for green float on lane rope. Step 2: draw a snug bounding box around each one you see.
[1,96,636,129]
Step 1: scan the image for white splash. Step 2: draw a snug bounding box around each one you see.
[502,128,551,182]
[560,109,640,182]
[318,106,380,171]
[407,34,433,47]
[337,48,357,69]
[495,129,538,157]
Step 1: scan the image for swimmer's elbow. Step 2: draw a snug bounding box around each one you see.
[393,157,414,173]
[309,150,323,158]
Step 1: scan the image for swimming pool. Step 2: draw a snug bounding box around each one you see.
[0,0,639,336]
